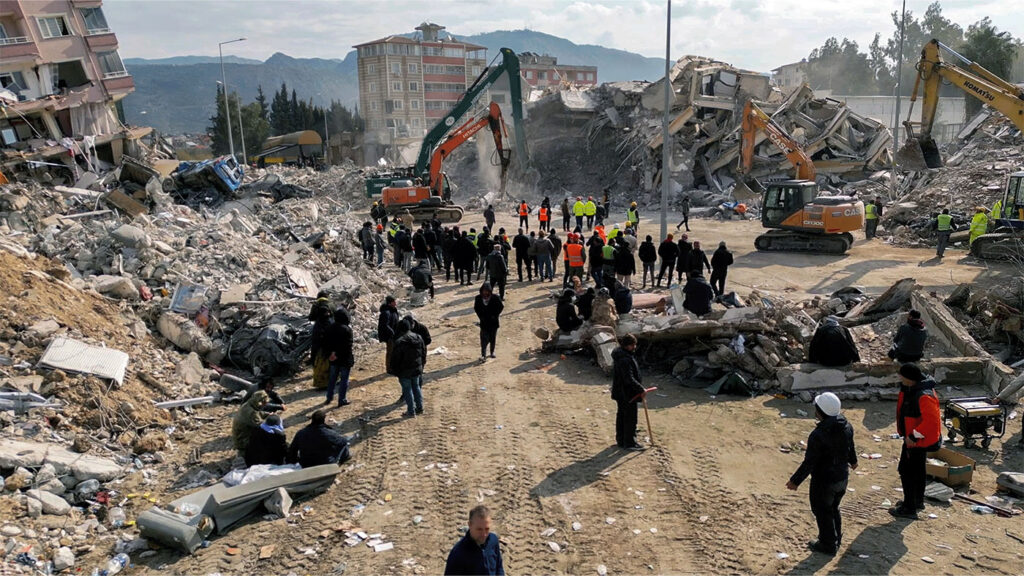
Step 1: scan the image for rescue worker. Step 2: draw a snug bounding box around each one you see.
[889,364,941,519]
[675,196,691,232]
[808,316,860,367]
[969,206,989,245]
[539,203,550,232]
[573,197,585,229]
[627,202,640,232]
[556,289,584,333]
[564,235,586,288]
[388,218,401,248]
[584,196,597,230]
[933,208,957,257]
[561,198,572,232]
[709,241,734,298]
[991,198,1002,220]
[607,223,622,242]
[444,505,505,576]
[656,234,679,288]
[518,200,530,231]
[786,393,857,556]
[601,236,617,284]
[611,333,646,451]
[889,310,928,363]
[639,235,657,289]
[864,196,883,240]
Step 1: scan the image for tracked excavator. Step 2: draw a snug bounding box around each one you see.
[895,39,1024,170]
[381,102,511,223]
[371,47,529,224]
[739,101,865,254]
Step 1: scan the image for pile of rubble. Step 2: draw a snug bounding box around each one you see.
[518,54,892,213]
[881,110,1024,246]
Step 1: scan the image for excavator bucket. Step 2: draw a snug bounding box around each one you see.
[894,138,930,171]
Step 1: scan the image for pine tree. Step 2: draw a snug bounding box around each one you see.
[255,85,268,121]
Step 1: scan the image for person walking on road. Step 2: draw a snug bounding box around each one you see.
[627,202,640,232]
[889,363,941,519]
[325,307,354,407]
[584,196,598,230]
[786,393,857,556]
[474,282,504,359]
[933,208,957,257]
[484,245,509,300]
[676,196,691,232]
[709,241,734,298]
[388,318,426,418]
[611,333,646,451]
[573,196,585,230]
[518,200,530,231]
[444,505,505,576]
[656,234,678,288]
[484,204,496,232]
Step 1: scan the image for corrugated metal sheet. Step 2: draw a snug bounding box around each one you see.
[38,337,129,385]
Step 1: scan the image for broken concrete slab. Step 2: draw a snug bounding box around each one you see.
[177,352,206,387]
[284,265,319,298]
[846,278,917,320]
[94,275,138,300]
[0,439,122,481]
[38,337,129,385]
[592,332,617,374]
[156,312,214,355]
[25,489,71,515]
[220,283,253,306]
[110,224,151,248]
[25,319,61,339]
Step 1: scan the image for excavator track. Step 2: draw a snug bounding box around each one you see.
[398,205,465,224]
[754,230,852,255]
[969,233,1024,261]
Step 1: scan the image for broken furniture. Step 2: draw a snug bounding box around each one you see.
[943,397,1007,449]
[137,463,341,553]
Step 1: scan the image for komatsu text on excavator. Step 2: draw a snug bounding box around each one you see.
[739,101,865,254]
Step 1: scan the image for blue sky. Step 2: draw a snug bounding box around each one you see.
[105,0,1021,72]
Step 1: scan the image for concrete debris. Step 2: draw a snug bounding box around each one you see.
[0,439,123,481]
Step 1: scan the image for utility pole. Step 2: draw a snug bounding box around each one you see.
[236,101,246,166]
[324,108,330,166]
[219,37,246,160]
[660,0,672,243]
[894,0,907,153]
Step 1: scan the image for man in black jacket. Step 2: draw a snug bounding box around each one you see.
[556,289,584,333]
[588,236,605,287]
[389,319,426,417]
[639,235,657,288]
[687,240,712,278]
[683,273,715,316]
[611,334,646,451]
[656,234,678,288]
[484,245,509,299]
[577,287,596,321]
[287,409,351,468]
[786,393,857,556]
[676,234,693,283]
[808,317,860,367]
[245,414,288,467]
[454,231,477,286]
[474,282,504,359]
[409,260,435,299]
[890,310,928,362]
[325,308,355,407]
[709,241,734,298]
[377,296,400,370]
[512,229,532,282]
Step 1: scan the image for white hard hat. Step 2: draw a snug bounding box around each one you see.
[814,393,841,417]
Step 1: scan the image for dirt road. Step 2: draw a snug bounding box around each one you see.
[138,212,1023,575]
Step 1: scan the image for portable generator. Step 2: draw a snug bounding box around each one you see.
[944,397,1007,449]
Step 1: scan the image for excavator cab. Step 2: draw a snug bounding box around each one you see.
[762,181,817,228]
[755,180,864,254]
[997,172,1024,227]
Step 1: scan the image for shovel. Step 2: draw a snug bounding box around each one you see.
[631,386,658,445]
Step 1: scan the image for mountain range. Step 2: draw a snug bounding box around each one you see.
[121,29,666,134]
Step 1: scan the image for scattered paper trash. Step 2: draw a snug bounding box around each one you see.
[776,553,789,560]
[921,556,935,564]
[547,541,561,552]
[541,528,557,537]
[572,522,582,531]
[649,527,657,533]
[373,542,394,553]
[597,565,608,576]
[605,517,616,525]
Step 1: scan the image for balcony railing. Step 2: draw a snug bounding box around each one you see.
[86,27,111,35]
[103,70,130,79]
[0,36,30,45]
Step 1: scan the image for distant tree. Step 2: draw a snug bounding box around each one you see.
[959,17,1020,117]
[806,37,876,95]
[255,85,269,121]
[208,85,240,156]
[883,1,964,95]
[240,102,270,160]
[290,89,300,133]
[270,82,290,135]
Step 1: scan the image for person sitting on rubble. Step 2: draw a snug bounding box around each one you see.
[556,289,584,333]
[591,287,619,329]
[682,272,715,316]
[889,309,928,363]
[244,413,288,467]
[612,278,633,315]
[409,259,435,299]
[243,378,285,412]
[808,316,861,367]
[232,391,269,457]
[287,409,351,468]
[576,287,596,321]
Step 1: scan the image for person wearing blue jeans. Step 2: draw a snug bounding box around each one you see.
[387,318,426,417]
[325,307,354,407]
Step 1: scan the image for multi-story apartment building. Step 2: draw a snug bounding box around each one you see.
[518,52,597,89]
[1,0,140,172]
[770,60,808,94]
[355,22,488,164]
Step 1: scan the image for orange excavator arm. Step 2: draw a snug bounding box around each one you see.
[428,101,511,197]
[740,100,816,181]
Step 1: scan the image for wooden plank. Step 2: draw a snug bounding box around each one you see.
[103,189,148,217]
[53,185,101,198]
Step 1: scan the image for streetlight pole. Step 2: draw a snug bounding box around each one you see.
[894,0,906,153]
[324,109,330,166]
[660,0,672,243]
[237,101,246,165]
[219,37,246,160]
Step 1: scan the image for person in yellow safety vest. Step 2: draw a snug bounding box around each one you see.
[388,220,400,243]
[934,208,957,258]
[627,202,640,232]
[864,196,882,240]
[573,197,586,230]
[584,196,597,230]
[607,223,621,241]
[518,200,530,231]
[991,199,1002,220]
[969,206,989,246]
[467,228,478,247]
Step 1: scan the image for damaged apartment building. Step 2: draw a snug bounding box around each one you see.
[0,0,147,182]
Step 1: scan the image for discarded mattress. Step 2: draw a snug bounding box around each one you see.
[37,337,129,385]
[137,463,340,553]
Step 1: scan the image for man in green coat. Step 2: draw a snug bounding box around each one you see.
[232,391,269,454]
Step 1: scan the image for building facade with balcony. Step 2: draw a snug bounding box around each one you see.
[354,22,489,164]
[518,52,597,89]
[0,0,144,173]
[770,61,808,94]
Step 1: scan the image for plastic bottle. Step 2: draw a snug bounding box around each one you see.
[108,506,126,527]
[103,553,129,575]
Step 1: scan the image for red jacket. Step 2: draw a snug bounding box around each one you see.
[896,378,941,448]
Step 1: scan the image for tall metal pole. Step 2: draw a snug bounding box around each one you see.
[218,37,246,160]
[236,100,246,165]
[893,0,907,153]
[324,108,330,165]
[660,0,672,243]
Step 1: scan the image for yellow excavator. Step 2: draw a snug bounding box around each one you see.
[895,39,1024,170]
